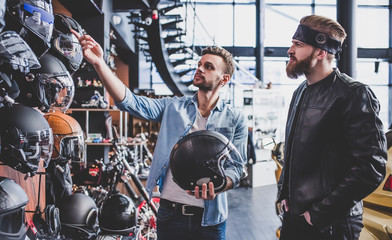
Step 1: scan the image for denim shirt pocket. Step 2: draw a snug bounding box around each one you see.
[212,127,235,141]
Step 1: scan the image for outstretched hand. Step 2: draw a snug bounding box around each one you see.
[71,29,104,67]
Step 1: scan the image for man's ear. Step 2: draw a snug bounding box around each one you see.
[317,49,328,60]
[221,74,230,85]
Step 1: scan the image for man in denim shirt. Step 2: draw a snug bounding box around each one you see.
[74,30,247,240]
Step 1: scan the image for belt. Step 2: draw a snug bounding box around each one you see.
[160,199,204,216]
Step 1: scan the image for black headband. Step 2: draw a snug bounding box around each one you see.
[292,24,342,56]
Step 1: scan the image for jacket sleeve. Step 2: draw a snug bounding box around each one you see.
[115,88,170,122]
[224,111,248,188]
[309,85,387,230]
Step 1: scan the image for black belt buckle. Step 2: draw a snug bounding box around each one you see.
[181,205,195,216]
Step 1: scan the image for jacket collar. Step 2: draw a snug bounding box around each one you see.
[307,68,337,88]
[188,92,224,112]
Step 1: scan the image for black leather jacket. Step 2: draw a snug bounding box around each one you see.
[277,69,387,230]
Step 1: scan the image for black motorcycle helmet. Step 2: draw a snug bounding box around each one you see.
[5,0,54,58]
[49,14,83,74]
[99,193,137,235]
[15,52,74,112]
[170,130,244,193]
[58,193,98,231]
[0,177,29,240]
[0,103,53,175]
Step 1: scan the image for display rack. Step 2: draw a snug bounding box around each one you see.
[66,108,128,143]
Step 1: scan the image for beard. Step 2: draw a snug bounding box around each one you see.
[193,76,219,91]
[286,50,316,79]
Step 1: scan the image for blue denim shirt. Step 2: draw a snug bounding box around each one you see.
[115,88,248,226]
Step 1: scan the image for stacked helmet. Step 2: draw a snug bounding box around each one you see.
[0,177,29,240]
[44,111,84,165]
[0,31,41,101]
[5,0,54,58]
[0,0,5,32]
[58,193,98,238]
[0,31,40,74]
[99,193,137,235]
[15,52,74,112]
[170,130,244,193]
[50,14,83,74]
[0,103,53,175]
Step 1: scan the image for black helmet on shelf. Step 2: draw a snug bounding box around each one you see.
[0,103,53,175]
[14,52,74,113]
[5,0,54,58]
[58,193,98,230]
[99,193,137,235]
[170,130,244,193]
[49,14,83,74]
[0,177,29,240]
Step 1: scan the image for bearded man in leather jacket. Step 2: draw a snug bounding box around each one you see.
[277,15,387,240]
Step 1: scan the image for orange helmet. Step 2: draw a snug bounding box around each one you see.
[44,111,84,164]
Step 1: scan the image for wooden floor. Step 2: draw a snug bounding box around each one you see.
[227,184,281,240]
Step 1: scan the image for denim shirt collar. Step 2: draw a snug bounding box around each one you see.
[188,92,224,112]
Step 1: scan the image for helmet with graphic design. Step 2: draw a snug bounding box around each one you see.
[5,0,54,58]
[0,31,41,102]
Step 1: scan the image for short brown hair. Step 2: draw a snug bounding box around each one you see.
[201,46,235,77]
[300,15,347,44]
[300,15,346,61]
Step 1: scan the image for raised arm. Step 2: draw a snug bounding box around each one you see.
[71,30,125,102]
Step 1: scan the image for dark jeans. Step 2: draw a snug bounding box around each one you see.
[156,203,226,240]
[280,211,363,240]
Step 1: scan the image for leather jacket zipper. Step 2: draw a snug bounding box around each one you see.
[286,85,308,210]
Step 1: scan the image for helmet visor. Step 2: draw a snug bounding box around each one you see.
[21,128,53,168]
[37,71,74,112]
[52,32,83,68]
[0,31,40,73]
[0,207,26,236]
[18,3,53,43]
[59,134,85,162]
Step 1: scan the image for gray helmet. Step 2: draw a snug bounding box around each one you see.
[0,177,29,240]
